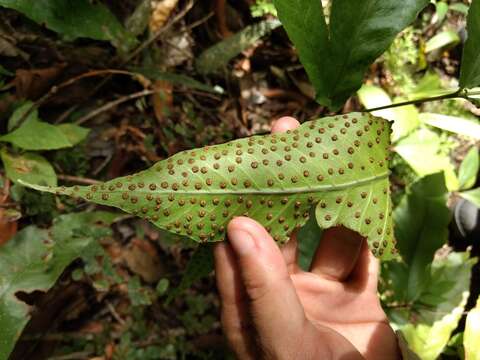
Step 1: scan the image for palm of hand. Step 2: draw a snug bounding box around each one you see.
[214,117,399,360]
[290,240,396,358]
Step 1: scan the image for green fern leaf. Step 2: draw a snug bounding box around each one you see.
[22,113,397,260]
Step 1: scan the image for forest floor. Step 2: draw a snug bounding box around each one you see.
[0,1,478,359]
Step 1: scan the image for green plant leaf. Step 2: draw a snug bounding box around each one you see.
[434,1,449,24]
[0,64,12,76]
[271,0,329,104]
[460,0,480,88]
[425,30,460,53]
[1,149,57,186]
[420,113,480,140]
[464,295,480,360]
[7,101,37,132]
[297,208,323,270]
[273,0,429,109]
[357,84,420,141]
[384,173,449,302]
[409,72,446,100]
[3,103,90,149]
[459,187,480,208]
[195,19,281,75]
[132,68,221,93]
[394,128,459,190]
[0,0,137,48]
[0,117,73,150]
[398,251,477,360]
[166,244,215,304]
[0,212,117,360]
[449,2,469,15]
[57,123,90,146]
[251,0,277,18]
[458,147,479,190]
[125,0,151,37]
[466,87,480,108]
[21,113,397,260]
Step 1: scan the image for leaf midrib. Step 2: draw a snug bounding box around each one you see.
[96,172,390,196]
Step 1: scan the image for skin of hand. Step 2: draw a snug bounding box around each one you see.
[214,117,400,360]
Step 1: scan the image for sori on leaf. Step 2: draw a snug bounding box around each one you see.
[21,112,397,260]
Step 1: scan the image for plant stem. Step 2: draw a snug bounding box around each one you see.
[363,88,480,112]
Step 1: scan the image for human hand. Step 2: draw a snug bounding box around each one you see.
[214,117,400,360]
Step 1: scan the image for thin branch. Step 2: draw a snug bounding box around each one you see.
[364,89,480,112]
[57,174,101,185]
[184,10,214,31]
[106,300,126,325]
[75,89,157,125]
[364,90,461,112]
[13,1,195,129]
[14,69,150,128]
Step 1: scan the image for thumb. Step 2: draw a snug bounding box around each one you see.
[227,217,307,355]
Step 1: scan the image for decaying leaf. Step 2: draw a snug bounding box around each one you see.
[150,0,179,33]
[0,178,17,245]
[22,113,397,260]
[123,238,166,283]
[152,79,174,123]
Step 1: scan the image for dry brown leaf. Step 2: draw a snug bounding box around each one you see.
[15,64,65,99]
[215,0,233,38]
[150,0,180,33]
[78,321,105,334]
[0,178,17,246]
[152,79,174,124]
[123,238,166,283]
[0,208,18,246]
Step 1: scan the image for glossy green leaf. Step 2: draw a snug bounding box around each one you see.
[420,113,480,140]
[460,0,480,88]
[272,0,329,104]
[357,84,420,141]
[394,129,459,190]
[0,212,117,360]
[1,149,57,186]
[464,295,480,360]
[387,173,450,301]
[196,19,281,75]
[425,30,460,53]
[399,251,477,360]
[0,117,72,150]
[458,147,479,190]
[459,188,480,208]
[21,113,397,260]
[273,0,429,109]
[0,0,136,47]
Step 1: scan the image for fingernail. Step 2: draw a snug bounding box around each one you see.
[228,228,255,256]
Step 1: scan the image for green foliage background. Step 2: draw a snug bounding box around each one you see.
[0,0,479,359]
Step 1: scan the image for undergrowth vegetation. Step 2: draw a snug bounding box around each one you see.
[0,0,480,359]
